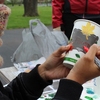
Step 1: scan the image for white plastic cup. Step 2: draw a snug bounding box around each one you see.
[63,19,100,69]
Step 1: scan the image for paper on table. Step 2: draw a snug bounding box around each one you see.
[14,57,46,72]
[0,67,20,84]
[81,79,100,100]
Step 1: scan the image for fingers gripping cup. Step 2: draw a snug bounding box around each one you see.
[63,19,100,69]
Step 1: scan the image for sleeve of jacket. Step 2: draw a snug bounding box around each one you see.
[3,65,52,100]
[52,0,64,28]
[52,79,83,100]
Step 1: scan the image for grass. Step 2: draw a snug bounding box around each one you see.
[7,5,52,29]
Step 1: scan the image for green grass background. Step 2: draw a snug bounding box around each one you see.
[7,5,52,29]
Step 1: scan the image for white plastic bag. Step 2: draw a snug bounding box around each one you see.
[11,28,42,63]
[30,19,68,58]
[12,19,68,63]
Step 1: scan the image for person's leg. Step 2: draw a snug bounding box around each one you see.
[62,13,78,40]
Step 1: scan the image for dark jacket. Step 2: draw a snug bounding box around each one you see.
[0,65,83,100]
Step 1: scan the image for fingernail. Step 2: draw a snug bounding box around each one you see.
[69,45,73,50]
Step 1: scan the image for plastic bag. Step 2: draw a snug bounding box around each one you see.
[12,19,68,63]
[30,19,68,58]
[11,28,42,63]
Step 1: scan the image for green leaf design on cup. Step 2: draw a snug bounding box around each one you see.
[49,93,55,97]
[75,54,80,58]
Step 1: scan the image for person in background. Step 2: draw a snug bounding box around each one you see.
[52,0,100,39]
[0,44,99,100]
[0,0,11,66]
[0,0,4,4]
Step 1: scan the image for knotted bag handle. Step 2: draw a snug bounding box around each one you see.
[29,19,45,37]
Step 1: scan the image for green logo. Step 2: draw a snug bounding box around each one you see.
[75,54,80,58]
[64,57,77,63]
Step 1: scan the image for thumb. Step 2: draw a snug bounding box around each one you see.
[54,45,72,57]
[86,44,98,59]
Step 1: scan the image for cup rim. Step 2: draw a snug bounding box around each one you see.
[74,19,100,27]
